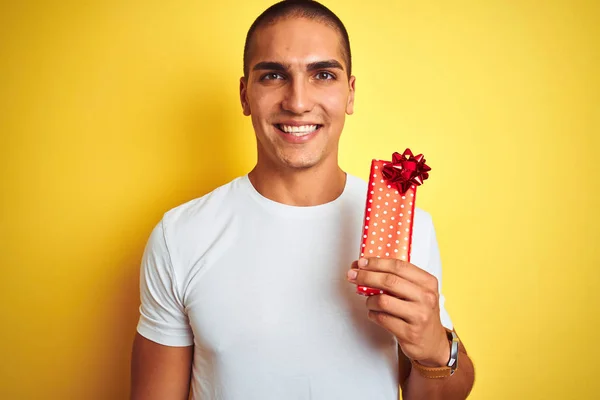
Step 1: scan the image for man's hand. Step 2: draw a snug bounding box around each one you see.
[347,257,450,367]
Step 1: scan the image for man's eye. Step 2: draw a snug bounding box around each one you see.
[316,72,335,80]
[262,73,284,80]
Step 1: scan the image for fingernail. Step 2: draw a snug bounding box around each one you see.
[347,269,358,280]
[358,258,368,268]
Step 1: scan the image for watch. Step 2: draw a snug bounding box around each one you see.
[410,329,459,379]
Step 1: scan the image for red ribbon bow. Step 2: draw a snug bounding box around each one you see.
[381,149,431,194]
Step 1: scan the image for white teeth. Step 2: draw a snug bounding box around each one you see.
[279,124,318,136]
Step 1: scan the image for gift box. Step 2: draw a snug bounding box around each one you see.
[357,149,431,296]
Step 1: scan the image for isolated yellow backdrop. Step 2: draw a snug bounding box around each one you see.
[1,1,598,399]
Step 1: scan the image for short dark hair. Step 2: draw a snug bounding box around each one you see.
[243,0,352,79]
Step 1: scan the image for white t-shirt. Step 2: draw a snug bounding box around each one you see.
[136,173,453,400]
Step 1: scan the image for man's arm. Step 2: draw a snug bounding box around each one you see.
[132,218,196,398]
[130,333,194,400]
[347,257,475,399]
[399,334,475,400]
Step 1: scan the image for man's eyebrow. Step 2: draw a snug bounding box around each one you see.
[307,60,344,71]
[251,60,345,72]
[252,61,289,71]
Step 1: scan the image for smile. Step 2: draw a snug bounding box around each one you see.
[275,124,322,137]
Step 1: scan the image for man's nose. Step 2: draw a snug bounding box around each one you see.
[281,78,314,114]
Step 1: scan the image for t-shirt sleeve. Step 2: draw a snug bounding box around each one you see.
[426,217,454,331]
[136,218,194,346]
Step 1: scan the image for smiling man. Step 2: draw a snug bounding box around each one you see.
[130,1,475,399]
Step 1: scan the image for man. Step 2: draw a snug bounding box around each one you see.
[130,1,475,399]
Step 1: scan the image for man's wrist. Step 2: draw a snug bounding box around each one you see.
[409,329,461,379]
[415,331,451,367]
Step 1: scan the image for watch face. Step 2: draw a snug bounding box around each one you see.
[448,331,459,371]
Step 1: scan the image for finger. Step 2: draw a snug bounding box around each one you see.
[365,294,421,323]
[353,269,422,301]
[367,310,410,339]
[358,257,438,290]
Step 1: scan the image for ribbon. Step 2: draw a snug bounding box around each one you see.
[381,148,431,194]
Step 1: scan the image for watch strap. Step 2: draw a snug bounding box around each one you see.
[410,329,459,379]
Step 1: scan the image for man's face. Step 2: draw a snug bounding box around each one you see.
[240,17,355,171]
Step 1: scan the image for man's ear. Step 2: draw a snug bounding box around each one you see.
[240,77,251,116]
[346,75,356,115]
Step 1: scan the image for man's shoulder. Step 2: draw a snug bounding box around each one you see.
[344,172,368,201]
[159,176,245,236]
[414,207,433,228]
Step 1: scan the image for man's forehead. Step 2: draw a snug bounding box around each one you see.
[249,18,346,69]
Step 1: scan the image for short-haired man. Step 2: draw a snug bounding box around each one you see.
[131,1,475,399]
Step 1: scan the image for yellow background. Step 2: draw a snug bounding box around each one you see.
[1,0,598,399]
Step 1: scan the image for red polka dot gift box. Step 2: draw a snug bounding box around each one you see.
[356,149,431,296]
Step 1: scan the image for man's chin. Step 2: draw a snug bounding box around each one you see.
[278,151,331,171]
[281,159,320,170]
[258,144,330,172]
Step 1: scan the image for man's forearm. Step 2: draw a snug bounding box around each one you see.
[401,343,475,400]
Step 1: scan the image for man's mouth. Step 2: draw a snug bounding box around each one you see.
[275,124,322,137]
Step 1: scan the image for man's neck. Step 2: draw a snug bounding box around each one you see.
[248,160,347,207]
